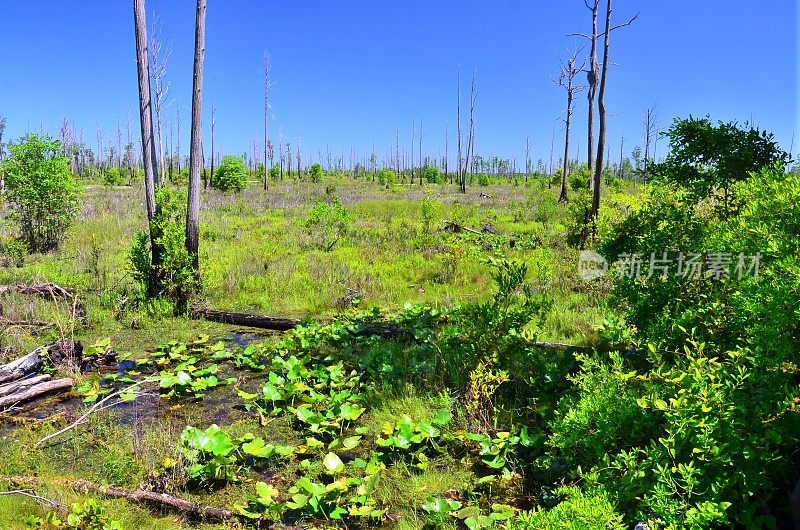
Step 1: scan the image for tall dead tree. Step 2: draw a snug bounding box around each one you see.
[569,0,601,184]
[419,117,423,185]
[185,0,206,283]
[524,133,532,183]
[133,0,162,297]
[466,68,477,182]
[149,14,171,187]
[0,116,6,191]
[554,50,585,203]
[457,66,464,193]
[643,104,659,171]
[176,102,181,176]
[410,118,415,184]
[444,121,449,184]
[208,94,216,188]
[395,130,400,178]
[263,51,271,190]
[589,1,638,225]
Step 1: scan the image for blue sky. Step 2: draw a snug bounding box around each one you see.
[1,1,797,166]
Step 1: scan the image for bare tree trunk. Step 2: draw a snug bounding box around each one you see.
[465,68,477,189]
[263,51,271,191]
[586,1,599,183]
[176,103,181,176]
[419,117,423,185]
[590,1,638,226]
[444,121,449,184]
[524,133,531,183]
[208,96,215,189]
[556,52,585,203]
[133,0,162,298]
[643,104,659,172]
[149,16,170,187]
[457,66,464,193]
[185,0,206,289]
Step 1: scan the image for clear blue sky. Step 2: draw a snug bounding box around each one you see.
[1,1,797,167]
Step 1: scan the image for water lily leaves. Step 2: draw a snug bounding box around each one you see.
[323,452,345,474]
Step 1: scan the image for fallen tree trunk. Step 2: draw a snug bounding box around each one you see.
[0,476,235,521]
[0,318,55,329]
[0,347,46,385]
[0,283,74,299]
[0,374,52,398]
[0,378,73,410]
[443,220,483,235]
[190,306,299,331]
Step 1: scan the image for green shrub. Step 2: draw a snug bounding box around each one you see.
[129,187,195,307]
[377,167,397,187]
[423,165,443,184]
[3,134,81,253]
[103,167,126,186]
[308,162,324,183]
[212,155,246,193]
[302,197,350,251]
[510,486,624,530]
[268,164,281,181]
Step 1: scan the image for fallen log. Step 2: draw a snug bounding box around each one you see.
[443,220,483,235]
[0,374,52,398]
[0,347,46,385]
[0,318,55,330]
[0,476,235,521]
[0,378,73,411]
[190,305,405,339]
[0,283,74,299]
[190,306,299,331]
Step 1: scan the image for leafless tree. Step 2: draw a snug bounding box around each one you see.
[457,66,464,192]
[185,0,206,283]
[554,50,586,203]
[419,117,423,185]
[643,103,659,170]
[524,133,532,183]
[569,0,601,183]
[444,121,449,184]
[176,102,181,176]
[464,68,477,191]
[395,129,400,178]
[133,0,162,296]
[149,13,172,187]
[590,0,638,225]
[263,51,272,190]
[208,94,216,188]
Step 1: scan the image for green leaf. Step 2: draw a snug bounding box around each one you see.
[323,451,345,474]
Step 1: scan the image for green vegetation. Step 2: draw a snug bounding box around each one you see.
[0,118,797,529]
[3,134,81,253]
[211,155,247,193]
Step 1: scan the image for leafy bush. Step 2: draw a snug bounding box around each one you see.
[510,486,624,530]
[3,134,81,253]
[377,167,397,187]
[212,155,246,193]
[25,499,123,529]
[424,165,443,184]
[302,197,350,251]
[308,162,324,183]
[268,163,281,181]
[129,187,195,306]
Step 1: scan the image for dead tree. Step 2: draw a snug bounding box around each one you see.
[457,66,464,193]
[208,94,216,188]
[466,68,477,183]
[0,116,6,191]
[419,117,424,185]
[176,102,181,176]
[568,0,601,185]
[554,50,586,203]
[149,13,172,187]
[643,103,659,171]
[589,0,638,225]
[185,0,206,285]
[410,118,415,184]
[133,0,163,297]
[444,121,449,184]
[524,133,532,183]
[263,51,272,190]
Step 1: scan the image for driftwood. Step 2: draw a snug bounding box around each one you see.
[0,374,52,398]
[0,378,73,410]
[190,305,405,339]
[0,347,46,385]
[0,476,234,521]
[190,306,299,331]
[0,283,74,299]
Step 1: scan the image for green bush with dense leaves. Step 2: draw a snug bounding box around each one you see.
[212,155,247,192]
[3,134,81,252]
